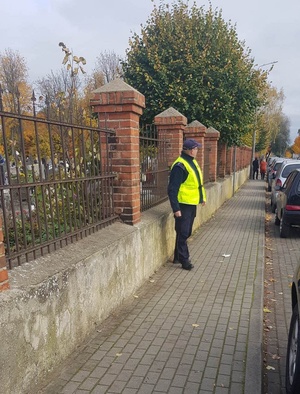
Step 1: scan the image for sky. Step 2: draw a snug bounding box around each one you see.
[1,0,300,142]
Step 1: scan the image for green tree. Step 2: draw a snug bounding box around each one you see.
[122,0,269,146]
[258,87,285,147]
[250,86,286,154]
[270,115,290,156]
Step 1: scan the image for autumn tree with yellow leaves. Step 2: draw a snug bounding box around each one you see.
[252,86,289,156]
[0,48,34,162]
[291,132,300,155]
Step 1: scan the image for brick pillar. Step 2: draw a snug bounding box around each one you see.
[0,216,9,291]
[226,146,233,175]
[217,141,227,178]
[237,146,242,171]
[154,107,187,167]
[90,79,145,225]
[236,147,240,171]
[242,147,246,169]
[247,147,252,169]
[239,146,243,169]
[184,120,207,172]
[239,147,243,169]
[205,127,220,182]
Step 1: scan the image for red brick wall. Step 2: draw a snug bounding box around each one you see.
[154,108,187,167]
[184,120,207,172]
[90,79,145,225]
[217,142,227,178]
[226,147,233,175]
[205,128,220,182]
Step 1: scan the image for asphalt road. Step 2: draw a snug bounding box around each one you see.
[263,188,300,394]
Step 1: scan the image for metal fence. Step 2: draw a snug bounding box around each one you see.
[0,90,118,269]
[140,124,170,211]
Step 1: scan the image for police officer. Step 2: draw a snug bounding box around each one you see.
[168,139,206,270]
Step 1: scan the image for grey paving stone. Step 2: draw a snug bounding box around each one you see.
[78,377,99,391]
[90,384,110,393]
[97,373,117,387]
[72,371,91,383]
[61,381,81,393]
[38,181,266,394]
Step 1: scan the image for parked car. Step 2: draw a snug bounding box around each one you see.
[267,157,285,192]
[270,159,300,213]
[286,260,300,393]
[274,169,300,238]
[266,156,278,178]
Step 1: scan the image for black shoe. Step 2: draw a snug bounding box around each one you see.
[173,259,191,264]
[182,263,194,270]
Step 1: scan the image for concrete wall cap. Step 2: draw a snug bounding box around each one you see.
[186,120,206,128]
[92,78,141,94]
[155,107,185,118]
[207,127,220,135]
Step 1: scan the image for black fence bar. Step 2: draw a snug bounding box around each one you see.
[140,124,170,211]
[0,90,118,269]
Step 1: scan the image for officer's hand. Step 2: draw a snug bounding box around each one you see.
[174,211,182,217]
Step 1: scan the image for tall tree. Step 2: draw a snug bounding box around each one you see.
[250,86,287,154]
[290,132,300,156]
[0,48,33,161]
[58,42,86,123]
[35,43,90,124]
[122,0,269,146]
[271,115,290,156]
[95,51,122,83]
[35,68,78,120]
[259,87,284,146]
[0,48,32,112]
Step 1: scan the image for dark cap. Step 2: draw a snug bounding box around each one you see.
[183,139,202,150]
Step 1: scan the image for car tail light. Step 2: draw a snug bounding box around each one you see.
[276,179,282,187]
[285,205,300,211]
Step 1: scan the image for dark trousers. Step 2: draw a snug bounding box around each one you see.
[173,204,196,264]
[253,169,258,179]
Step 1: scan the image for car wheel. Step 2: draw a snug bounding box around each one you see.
[286,304,300,394]
[280,215,290,238]
[275,214,280,225]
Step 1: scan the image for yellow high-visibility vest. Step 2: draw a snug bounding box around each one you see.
[172,157,206,204]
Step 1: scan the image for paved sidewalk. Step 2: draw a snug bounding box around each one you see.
[39,180,266,394]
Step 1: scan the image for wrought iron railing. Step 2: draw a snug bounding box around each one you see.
[140,124,170,211]
[0,89,118,268]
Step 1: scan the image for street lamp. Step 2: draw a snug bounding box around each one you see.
[250,61,278,179]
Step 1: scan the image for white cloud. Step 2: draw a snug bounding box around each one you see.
[1,0,299,140]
